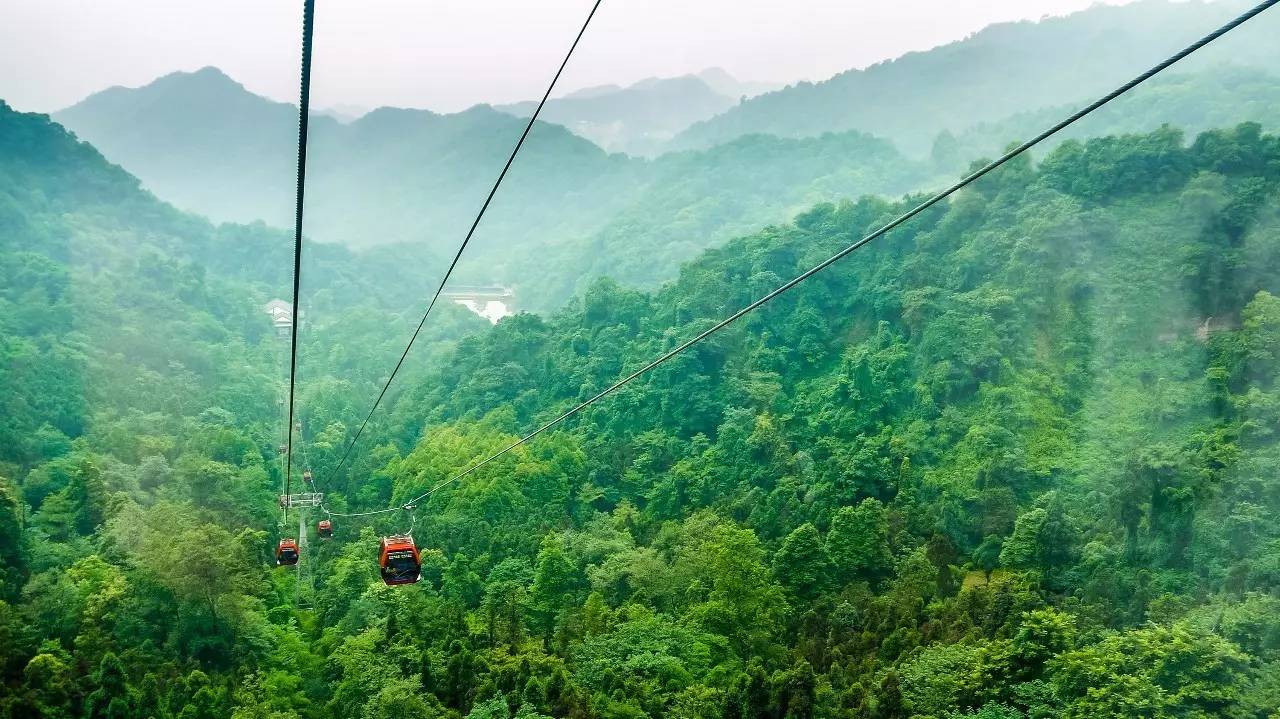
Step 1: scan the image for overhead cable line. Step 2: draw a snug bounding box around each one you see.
[283,0,317,523]
[322,0,1278,519]
[319,0,605,489]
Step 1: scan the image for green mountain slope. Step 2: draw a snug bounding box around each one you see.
[513,129,922,307]
[672,0,1280,156]
[374,122,1280,717]
[951,64,1280,163]
[53,67,636,257]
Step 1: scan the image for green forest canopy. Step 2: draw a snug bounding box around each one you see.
[2,104,1280,718]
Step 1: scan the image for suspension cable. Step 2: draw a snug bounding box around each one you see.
[318,0,605,490]
[321,0,1278,519]
[298,419,313,486]
[283,0,317,523]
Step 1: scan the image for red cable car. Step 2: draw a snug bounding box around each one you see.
[276,539,300,566]
[317,519,333,538]
[378,535,421,586]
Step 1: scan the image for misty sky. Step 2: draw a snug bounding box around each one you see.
[1,0,1154,114]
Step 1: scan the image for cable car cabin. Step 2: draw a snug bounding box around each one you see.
[303,469,313,484]
[278,495,289,509]
[276,539,300,566]
[278,444,287,455]
[317,519,333,538]
[379,535,421,586]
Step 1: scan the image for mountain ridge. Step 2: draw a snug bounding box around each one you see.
[47,0,1280,311]
[670,0,1278,156]
[48,68,932,310]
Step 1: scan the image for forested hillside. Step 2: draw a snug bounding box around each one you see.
[0,97,479,612]
[950,65,1280,163]
[3,69,1279,719]
[366,123,1280,718]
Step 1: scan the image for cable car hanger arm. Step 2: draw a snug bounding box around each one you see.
[283,0,317,523]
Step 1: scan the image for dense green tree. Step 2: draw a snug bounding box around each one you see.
[581,592,611,638]
[827,499,893,586]
[363,678,443,719]
[529,534,579,642]
[774,523,832,600]
[19,652,75,719]
[1051,623,1252,718]
[84,652,131,719]
[0,476,26,599]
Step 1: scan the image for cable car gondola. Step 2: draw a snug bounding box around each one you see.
[277,539,300,566]
[303,469,313,484]
[379,535,420,586]
[317,519,333,538]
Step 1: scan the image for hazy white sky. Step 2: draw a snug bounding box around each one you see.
[2,0,1147,114]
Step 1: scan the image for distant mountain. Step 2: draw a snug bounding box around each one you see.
[695,67,780,100]
[50,24,1280,313]
[671,0,1280,156]
[949,64,1280,164]
[561,84,625,100]
[50,68,930,309]
[497,72,747,156]
[54,67,308,228]
[316,103,369,123]
[55,67,638,257]
[495,68,781,157]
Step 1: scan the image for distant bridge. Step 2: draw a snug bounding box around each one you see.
[442,285,513,302]
[443,285,515,324]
